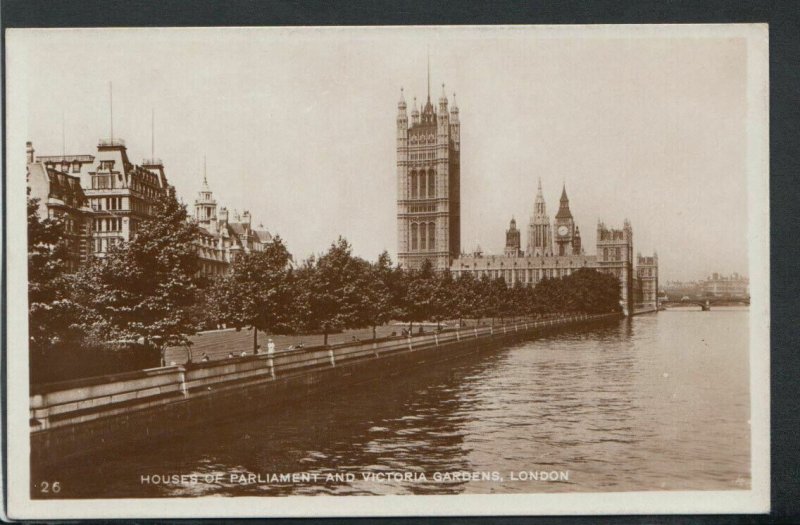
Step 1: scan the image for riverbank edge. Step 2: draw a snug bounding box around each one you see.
[31,313,622,472]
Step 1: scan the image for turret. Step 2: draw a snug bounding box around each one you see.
[449,92,459,122]
[449,92,460,148]
[527,177,553,256]
[219,206,229,226]
[573,225,582,254]
[437,83,450,147]
[397,87,408,142]
[411,97,420,125]
[505,216,521,257]
[397,87,408,122]
[194,162,217,225]
[26,141,35,164]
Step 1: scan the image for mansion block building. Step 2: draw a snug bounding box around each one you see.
[395,82,658,315]
[26,138,273,277]
[192,172,273,276]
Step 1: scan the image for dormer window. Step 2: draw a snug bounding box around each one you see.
[72,161,81,173]
[99,160,114,171]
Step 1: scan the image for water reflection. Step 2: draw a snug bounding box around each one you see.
[42,309,750,497]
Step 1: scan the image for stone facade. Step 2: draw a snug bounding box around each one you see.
[636,253,659,307]
[27,138,172,266]
[192,173,273,277]
[701,272,749,298]
[450,182,654,316]
[26,142,92,271]
[504,218,521,257]
[396,81,461,271]
[28,139,273,278]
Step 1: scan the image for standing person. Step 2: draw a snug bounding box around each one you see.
[267,338,276,356]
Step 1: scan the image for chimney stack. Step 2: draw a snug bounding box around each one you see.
[26,141,34,163]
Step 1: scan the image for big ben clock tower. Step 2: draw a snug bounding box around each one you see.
[554,185,576,256]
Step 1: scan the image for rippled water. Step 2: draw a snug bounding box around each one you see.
[43,308,750,497]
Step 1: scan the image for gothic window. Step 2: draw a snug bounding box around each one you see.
[427,169,435,197]
[420,222,427,250]
[411,223,418,250]
[419,172,426,198]
[604,248,609,261]
[428,222,435,251]
[411,172,418,199]
[615,247,621,260]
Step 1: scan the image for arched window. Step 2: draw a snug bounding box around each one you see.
[428,222,436,251]
[419,171,426,199]
[428,169,435,198]
[420,222,427,250]
[411,172,418,199]
[603,248,609,261]
[411,223,418,250]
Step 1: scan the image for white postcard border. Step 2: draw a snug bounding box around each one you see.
[5,23,770,519]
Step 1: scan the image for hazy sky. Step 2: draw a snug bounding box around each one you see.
[13,26,751,281]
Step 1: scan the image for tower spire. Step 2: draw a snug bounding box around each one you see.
[427,49,431,103]
[203,155,208,186]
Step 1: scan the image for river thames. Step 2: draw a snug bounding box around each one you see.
[44,307,750,498]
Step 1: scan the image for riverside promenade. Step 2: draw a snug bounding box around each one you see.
[31,313,621,469]
[164,318,545,364]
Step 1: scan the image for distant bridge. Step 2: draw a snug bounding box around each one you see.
[660,297,749,311]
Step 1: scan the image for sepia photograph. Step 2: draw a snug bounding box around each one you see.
[5,23,769,518]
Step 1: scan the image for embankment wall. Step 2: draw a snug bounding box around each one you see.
[31,313,621,468]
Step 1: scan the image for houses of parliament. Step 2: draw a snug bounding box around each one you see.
[396,80,659,315]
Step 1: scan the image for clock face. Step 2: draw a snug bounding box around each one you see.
[558,225,569,236]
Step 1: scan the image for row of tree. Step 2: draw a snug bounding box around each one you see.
[29,191,622,372]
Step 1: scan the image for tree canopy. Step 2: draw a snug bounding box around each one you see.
[27,195,84,355]
[74,192,200,362]
[208,236,294,352]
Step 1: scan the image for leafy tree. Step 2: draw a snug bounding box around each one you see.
[473,273,494,325]
[298,237,367,345]
[359,251,396,340]
[75,192,201,365]
[532,276,565,314]
[486,275,509,325]
[507,280,530,321]
[430,269,457,330]
[452,272,479,327]
[27,194,85,358]
[209,236,294,353]
[401,258,438,334]
[562,268,622,313]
